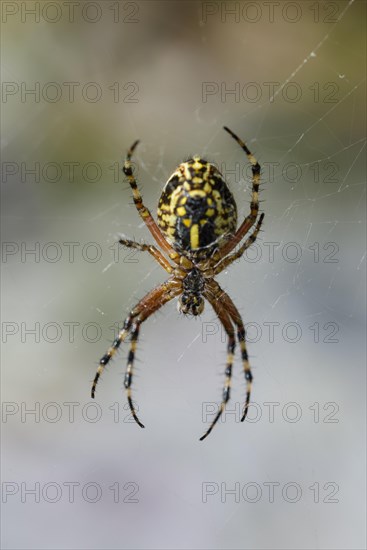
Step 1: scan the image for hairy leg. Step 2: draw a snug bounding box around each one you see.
[119,238,173,273]
[123,141,180,263]
[206,280,253,423]
[200,290,236,441]
[91,279,181,404]
[220,127,261,257]
[213,213,264,275]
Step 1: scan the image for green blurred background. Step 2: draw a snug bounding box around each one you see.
[2,1,366,548]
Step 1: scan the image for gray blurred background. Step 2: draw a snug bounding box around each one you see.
[1,1,366,549]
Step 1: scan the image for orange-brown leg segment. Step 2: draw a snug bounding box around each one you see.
[213,213,264,276]
[206,280,253,424]
[119,238,173,273]
[123,141,180,264]
[123,281,181,428]
[91,279,182,428]
[200,292,236,441]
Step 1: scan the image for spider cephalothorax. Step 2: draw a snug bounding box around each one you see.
[91,126,264,440]
[178,268,205,316]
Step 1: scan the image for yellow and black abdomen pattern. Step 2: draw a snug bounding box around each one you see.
[157,157,237,256]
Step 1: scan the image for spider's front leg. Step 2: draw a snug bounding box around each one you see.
[91,319,131,399]
[206,280,254,425]
[199,293,236,441]
[91,279,182,428]
[219,290,253,422]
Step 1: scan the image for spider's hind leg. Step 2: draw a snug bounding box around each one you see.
[213,213,264,275]
[220,126,261,257]
[123,140,180,263]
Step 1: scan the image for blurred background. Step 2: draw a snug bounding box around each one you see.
[1,1,366,548]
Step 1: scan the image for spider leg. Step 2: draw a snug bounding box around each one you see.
[91,280,182,425]
[206,280,254,423]
[119,238,173,273]
[91,317,131,399]
[213,213,264,275]
[124,320,144,427]
[220,126,261,257]
[200,293,236,441]
[124,279,182,428]
[123,141,180,264]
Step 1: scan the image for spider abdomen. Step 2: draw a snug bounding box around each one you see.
[157,157,237,256]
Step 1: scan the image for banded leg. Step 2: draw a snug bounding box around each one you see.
[213,213,264,275]
[122,279,182,428]
[91,279,181,405]
[119,238,173,273]
[200,294,236,441]
[237,324,252,422]
[124,321,144,427]
[221,297,253,422]
[123,141,180,263]
[91,316,132,398]
[206,280,253,423]
[221,126,261,257]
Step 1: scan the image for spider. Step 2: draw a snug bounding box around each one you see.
[91,126,264,441]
